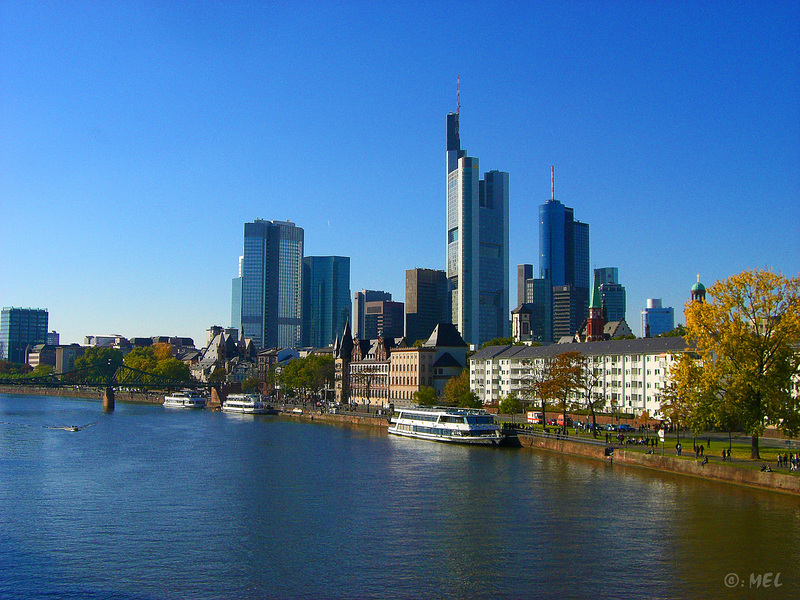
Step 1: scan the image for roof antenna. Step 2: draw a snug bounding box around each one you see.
[551,166,555,200]
[457,74,460,115]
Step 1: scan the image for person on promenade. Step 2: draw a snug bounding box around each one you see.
[778,454,783,468]
[676,443,682,456]
[700,444,704,457]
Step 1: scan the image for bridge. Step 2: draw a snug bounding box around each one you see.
[0,363,211,412]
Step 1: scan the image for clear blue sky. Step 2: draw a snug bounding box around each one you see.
[2,1,798,347]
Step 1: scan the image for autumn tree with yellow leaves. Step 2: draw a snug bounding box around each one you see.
[683,268,800,459]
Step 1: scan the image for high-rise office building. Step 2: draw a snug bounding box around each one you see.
[641,299,674,337]
[234,219,304,349]
[405,268,450,344]
[446,104,509,347]
[353,290,392,339]
[594,267,627,323]
[0,307,48,363]
[302,256,351,348]
[538,172,590,339]
[363,300,404,340]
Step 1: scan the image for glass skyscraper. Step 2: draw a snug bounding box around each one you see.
[0,307,48,363]
[302,256,351,348]
[235,219,304,350]
[446,109,509,347]
[538,193,590,340]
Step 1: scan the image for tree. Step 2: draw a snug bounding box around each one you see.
[658,324,687,338]
[499,394,522,422]
[684,268,800,459]
[413,386,437,407]
[546,351,584,434]
[153,358,191,381]
[241,375,261,392]
[575,354,604,438]
[443,370,481,408]
[480,337,520,349]
[283,355,335,398]
[74,347,124,379]
[124,347,159,373]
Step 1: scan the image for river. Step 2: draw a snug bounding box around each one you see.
[1,393,797,599]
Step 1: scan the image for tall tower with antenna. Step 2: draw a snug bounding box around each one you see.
[446,78,509,346]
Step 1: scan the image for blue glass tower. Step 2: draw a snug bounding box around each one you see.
[236,219,304,349]
[302,256,351,348]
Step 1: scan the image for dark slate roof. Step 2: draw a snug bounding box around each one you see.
[423,323,468,348]
[476,336,692,362]
[432,352,464,369]
[511,303,534,314]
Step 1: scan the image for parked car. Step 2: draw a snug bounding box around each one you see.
[606,423,618,431]
[557,414,573,427]
[618,424,635,433]
[527,411,543,424]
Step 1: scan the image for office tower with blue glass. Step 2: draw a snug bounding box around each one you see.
[234,219,304,349]
[641,299,674,337]
[446,106,509,347]
[302,256,351,348]
[538,172,590,340]
[594,267,627,323]
[0,307,48,363]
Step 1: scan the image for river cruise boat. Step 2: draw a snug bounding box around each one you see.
[388,407,506,445]
[163,392,206,410]
[221,394,273,414]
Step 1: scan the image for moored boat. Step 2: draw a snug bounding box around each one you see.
[163,391,206,410]
[221,394,274,414]
[388,406,505,445]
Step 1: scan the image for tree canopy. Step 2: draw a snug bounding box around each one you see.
[413,386,437,407]
[443,370,481,408]
[682,268,800,458]
[279,355,334,397]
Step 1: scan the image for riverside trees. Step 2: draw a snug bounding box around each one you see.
[677,268,800,459]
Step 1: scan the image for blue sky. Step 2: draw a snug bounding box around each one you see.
[1,1,798,346]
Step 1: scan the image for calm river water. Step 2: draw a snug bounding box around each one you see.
[1,393,798,600]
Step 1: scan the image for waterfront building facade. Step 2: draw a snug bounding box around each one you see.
[404,268,450,344]
[469,336,691,418]
[446,108,509,347]
[0,307,48,364]
[236,219,304,350]
[302,256,351,349]
[641,299,675,337]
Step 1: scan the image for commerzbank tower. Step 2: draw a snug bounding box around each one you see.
[445,87,509,348]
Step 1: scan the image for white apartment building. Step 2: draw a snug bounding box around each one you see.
[469,337,691,419]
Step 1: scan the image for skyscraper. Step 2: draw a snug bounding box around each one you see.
[594,267,627,323]
[302,256,351,348]
[0,307,48,363]
[446,103,509,347]
[235,219,304,350]
[405,268,450,344]
[538,172,589,340]
[641,299,674,337]
[353,290,392,339]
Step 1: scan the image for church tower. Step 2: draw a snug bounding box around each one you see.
[691,274,707,303]
[586,272,605,342]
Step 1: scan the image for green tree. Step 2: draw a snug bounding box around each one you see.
[547,351,584,434]
[413,386,437,407]
[153,358,191,381]
[241,375,261,392]
[281,355,335,398]
[480,337,519,349]
[443,370,481,408]
[658,324,687,338]
[124,347,159,372]
[574,354,604,438]
[685,268,800,459]
[74,347,124,380]
[499,394,522,422]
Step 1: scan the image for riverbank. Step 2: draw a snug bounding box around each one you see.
[516,431,800,496]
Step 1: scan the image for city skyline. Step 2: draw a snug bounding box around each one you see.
[2,2,798,347]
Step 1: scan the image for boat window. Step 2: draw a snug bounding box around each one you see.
[466,416,494,425]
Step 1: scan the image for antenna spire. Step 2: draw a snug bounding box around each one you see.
[457,74,460,115]
[551,166,555,200]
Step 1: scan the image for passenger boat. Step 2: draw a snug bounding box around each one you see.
[221,394,273,414]
[388,407,506,445]
[163,391,206,410]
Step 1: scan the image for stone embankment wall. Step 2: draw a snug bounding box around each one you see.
[518,434,800,496]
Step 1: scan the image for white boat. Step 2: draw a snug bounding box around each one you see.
[163,392,206,410]
[388,407,506,445]
[221,394,273,414]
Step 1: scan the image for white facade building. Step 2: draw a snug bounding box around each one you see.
[469,337,691,419]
